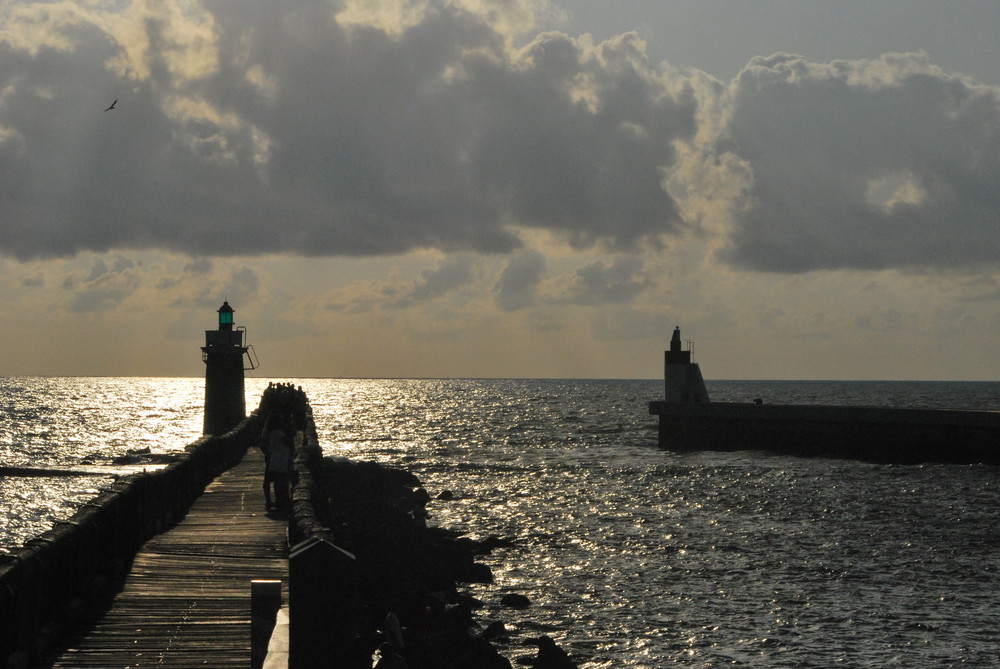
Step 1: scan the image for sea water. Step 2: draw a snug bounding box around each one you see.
[3,377,1000,666]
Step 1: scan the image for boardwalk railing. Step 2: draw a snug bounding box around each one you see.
[0,416,261,669]
[288,403,334,548]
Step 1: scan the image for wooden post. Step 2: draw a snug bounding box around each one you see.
[251,580,282,669]
[288,537,365,668]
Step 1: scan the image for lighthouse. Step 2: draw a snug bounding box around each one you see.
[202,301,252,435]
[664,327,710,403]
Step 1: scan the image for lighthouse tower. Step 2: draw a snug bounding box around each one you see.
[202,301,248,435]
[664,327,710,403]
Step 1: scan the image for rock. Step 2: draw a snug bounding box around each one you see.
[302,455,506,666]
[526,636,579,669]
[500,593,531,609]
[481,621,508,641]
[482,534,517,550]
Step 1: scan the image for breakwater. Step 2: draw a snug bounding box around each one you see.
[650,397,1000,464]
[650,329,1000,464]
[0,416,260,668]
[278,384,565,668]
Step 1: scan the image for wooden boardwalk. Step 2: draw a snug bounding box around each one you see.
[35,446,288,668]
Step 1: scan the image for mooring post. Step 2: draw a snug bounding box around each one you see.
[251,579,282,669]
[288,536,364,668]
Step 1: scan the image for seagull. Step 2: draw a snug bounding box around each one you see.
[104,99,117,111]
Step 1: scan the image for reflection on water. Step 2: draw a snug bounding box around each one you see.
[0,377,205,547]
[4,377,1000,667]
[0,476,104,548]
[303,379,1000,668]
[0,377,204,469]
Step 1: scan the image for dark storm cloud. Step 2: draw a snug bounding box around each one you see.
[719,52,1000,272]
[0,1,695,260]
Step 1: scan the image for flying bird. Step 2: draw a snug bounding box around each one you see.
[104,99,117,111]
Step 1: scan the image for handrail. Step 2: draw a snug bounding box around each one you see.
[0,414,261,667]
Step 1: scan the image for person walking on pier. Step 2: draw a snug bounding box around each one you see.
[261,412,293,511]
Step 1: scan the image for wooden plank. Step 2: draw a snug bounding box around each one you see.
[35,446,288,668]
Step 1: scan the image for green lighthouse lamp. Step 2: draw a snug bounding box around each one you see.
[218,300,235,330]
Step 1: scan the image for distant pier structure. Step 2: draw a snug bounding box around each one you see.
[649,329,1000,464]
[203,301,258,435]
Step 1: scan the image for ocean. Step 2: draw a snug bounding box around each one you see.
[3,377,1000,667]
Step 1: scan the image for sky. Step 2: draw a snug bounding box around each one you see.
[1,0,999,380]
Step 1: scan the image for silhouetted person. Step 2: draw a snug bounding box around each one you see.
[259,413,276,509]
[261,413,292,510]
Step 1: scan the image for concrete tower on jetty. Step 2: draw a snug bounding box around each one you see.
[202,301,257,435]
[664,327,710,403]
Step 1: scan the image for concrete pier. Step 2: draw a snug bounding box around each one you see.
[649,329,1000,464]
[650,400,1000,464]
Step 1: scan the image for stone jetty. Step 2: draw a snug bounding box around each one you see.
[649,328,1000,464]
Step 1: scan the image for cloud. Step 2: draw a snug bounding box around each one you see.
[855,306,909,332]
[717,52,1000,273]
[392,255,477,307]
[6,0,998,286]
[494,249,545,311]
[170,264,260,309]
[0,0,695,260]
[62,254,140,312]
[327,255,478,312]
[549,255,650,306]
